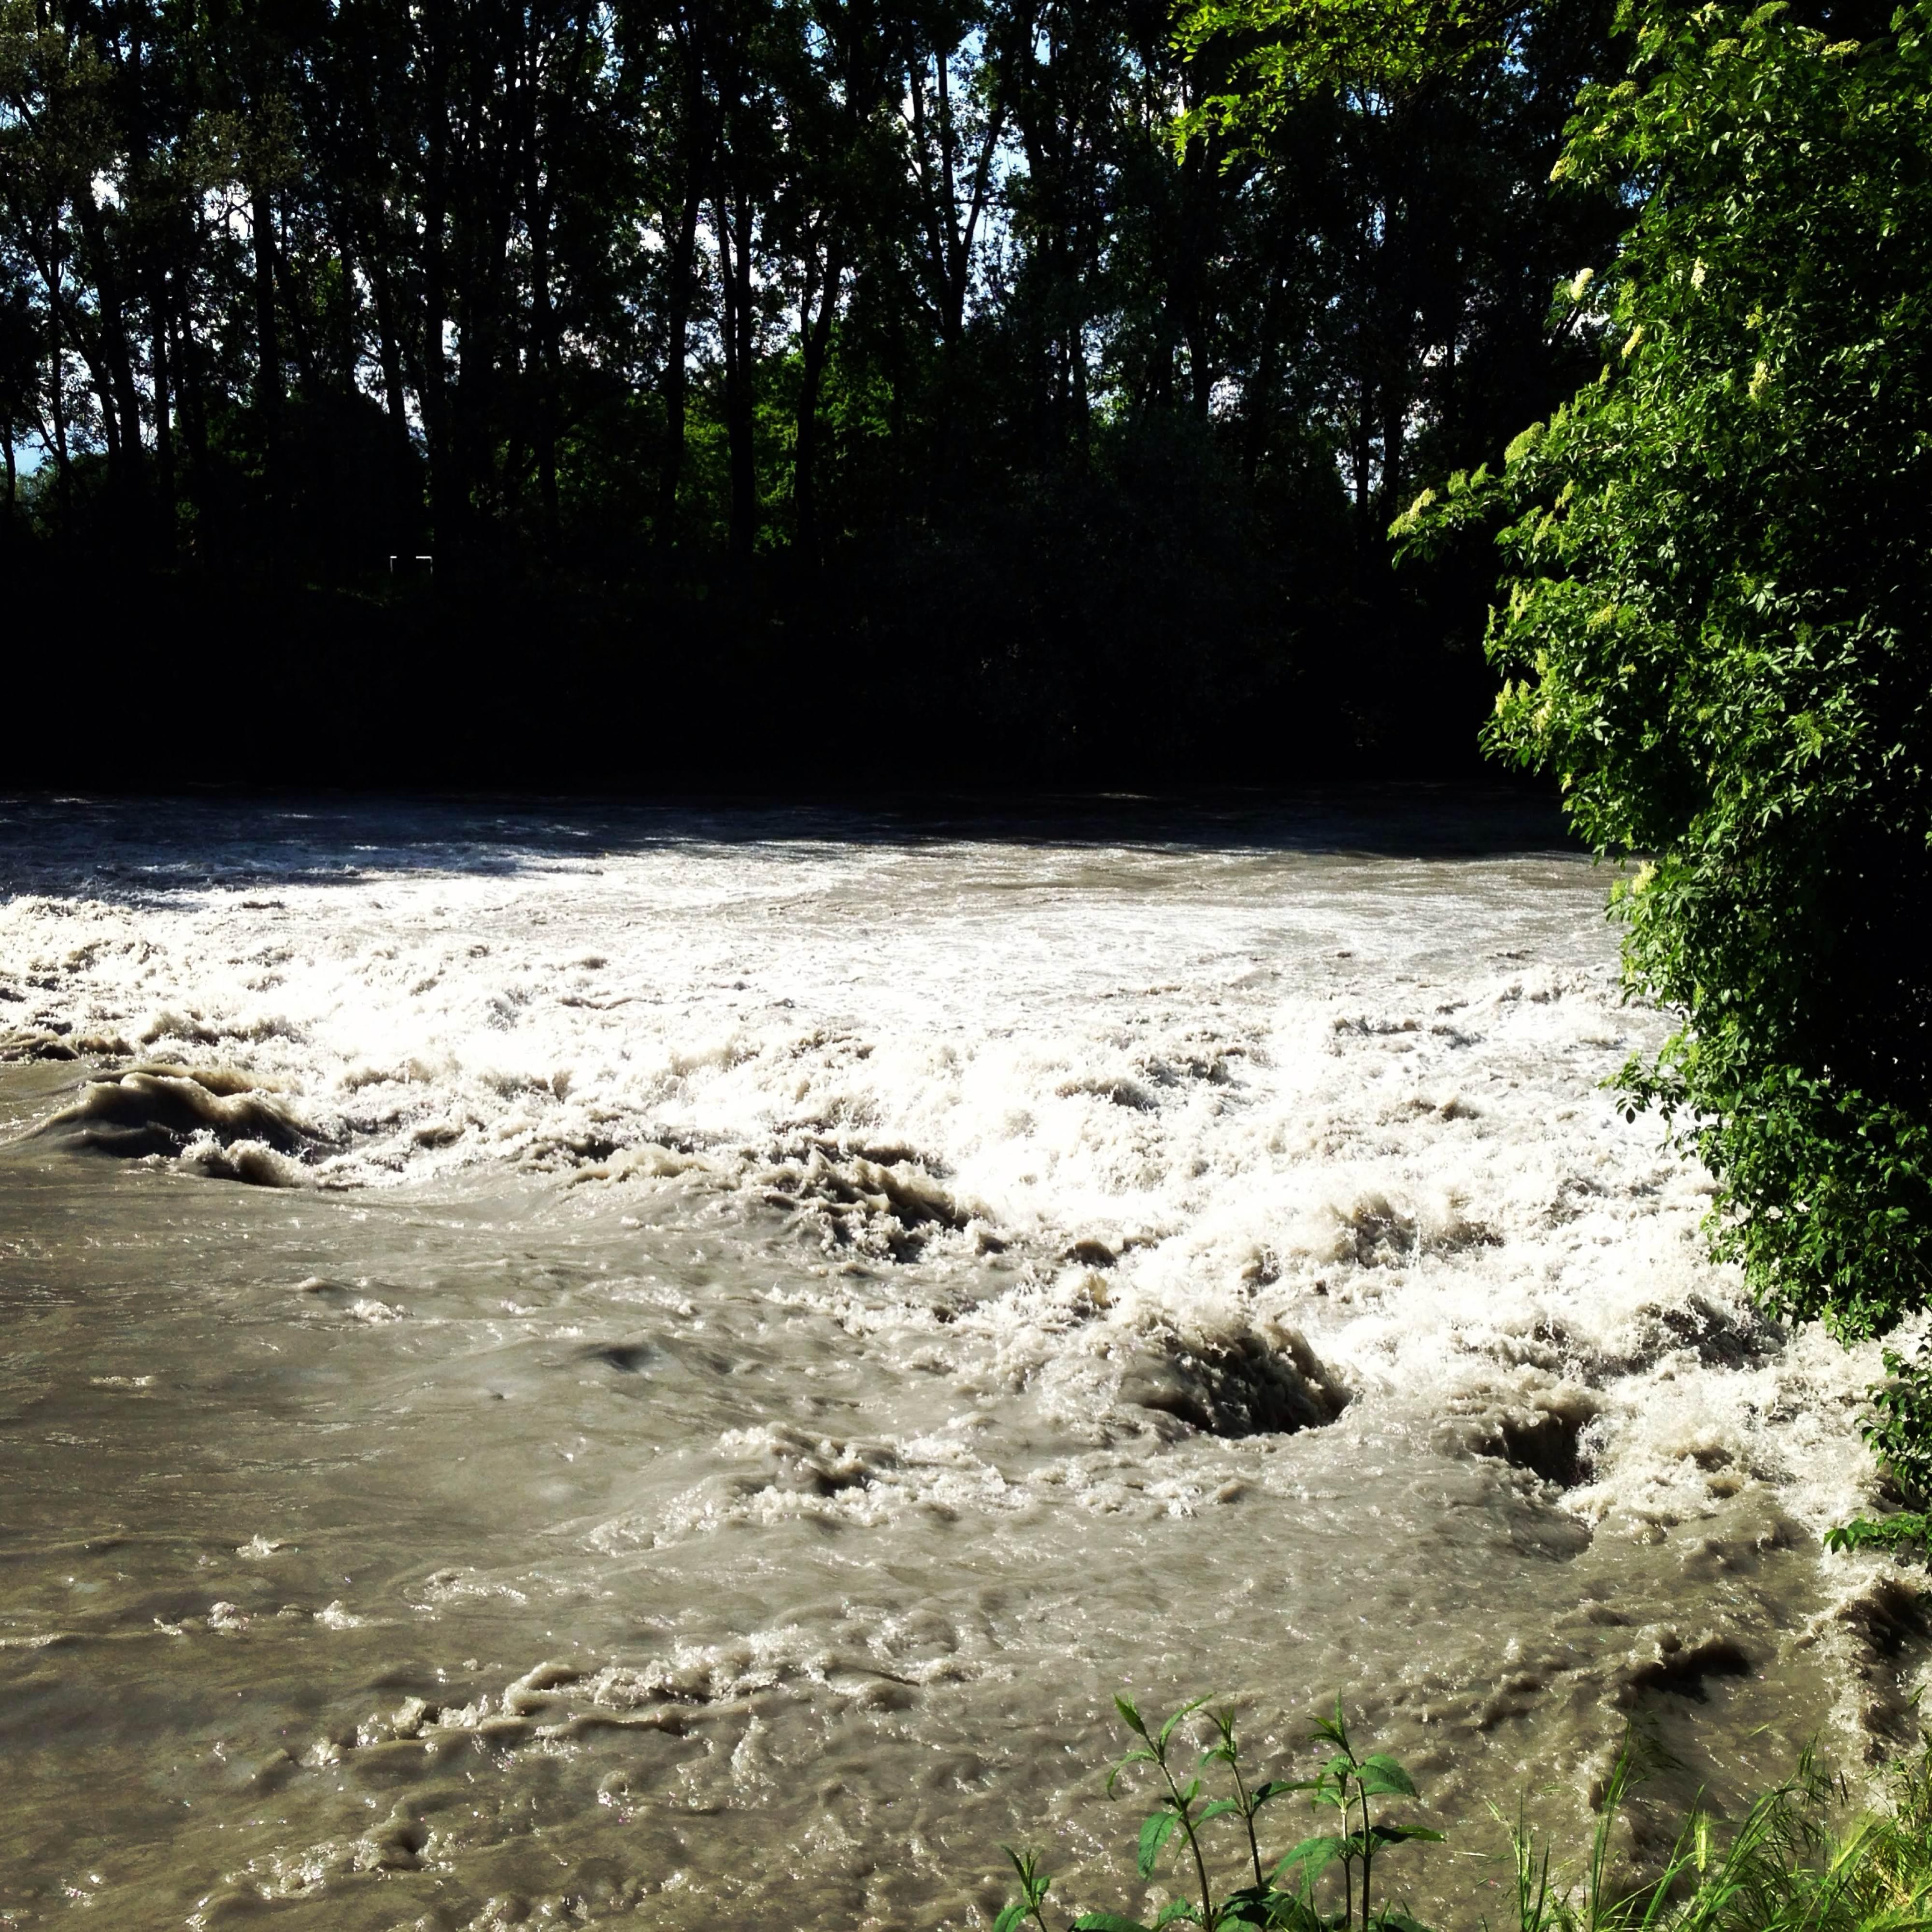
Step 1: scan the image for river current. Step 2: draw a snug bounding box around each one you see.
[0,794,1922,1931]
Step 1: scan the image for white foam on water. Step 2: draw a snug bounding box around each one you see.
[0,809,1897,1548]
[1,797,1918,1927]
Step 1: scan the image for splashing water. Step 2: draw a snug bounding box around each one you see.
[0,795,1920,1930]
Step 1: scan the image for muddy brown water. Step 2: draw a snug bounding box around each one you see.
[0,797,1922,1930]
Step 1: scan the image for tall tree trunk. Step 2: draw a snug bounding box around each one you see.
[252,183,283,532]
[1379,379,1405,519]
[422,80,455,559]
[57,286,126,477]
[658,153,707,544]
[48,257,124,470]
[368,243,413,464]
[1351,361,1372,521]
[1072,322,1089,452]
[458,130,518,545]
[528,159,560,555]
[717,174,758,564]
[340,229,358,396]
[1244,270,1281,491]
[48,272,71,515]
[1244,215,1293,488]
[169,254,210,533]
[907,43,1004,488]
[793,239,843,558]
[150,271,173,511]
[528,2,590,559]
[74,192,143,506]
[1177,142,1217,422]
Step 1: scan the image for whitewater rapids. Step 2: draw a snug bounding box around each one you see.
[0,793,1920,1930]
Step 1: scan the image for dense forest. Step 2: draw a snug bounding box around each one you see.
[0,0,1634,780]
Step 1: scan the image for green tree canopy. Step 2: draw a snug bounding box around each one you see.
[0,0,1624,779]
[1174,0,1504,145]
[1398,0,1932,1538]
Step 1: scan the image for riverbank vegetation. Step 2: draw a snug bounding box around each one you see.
[1394,0,1932,1553]
[995,1700,1932,1931]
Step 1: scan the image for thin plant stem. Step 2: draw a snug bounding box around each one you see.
[1361,1769,1375,1932]
[1232,1751,1264,1891]
[1343,1787,1354,1932]
[1157,1747,1217,1927]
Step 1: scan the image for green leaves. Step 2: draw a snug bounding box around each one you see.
[1278,1833,1348,1880]
[996,1845,1054,1932]
[1355,1757,1419,1799]
[998,1698,1442,1932]
[1001,1700,1932,1932]
[1160,1699,1217,1753]
[1141,1810,1181,1877]
[1398,0,1932,1551]
[1278,1708,1439,1930]
[1174,0,1507,153]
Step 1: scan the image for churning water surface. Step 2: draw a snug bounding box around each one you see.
[0,794,1922,1932]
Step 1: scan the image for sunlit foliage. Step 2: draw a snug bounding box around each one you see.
[1397,0,1932,1543]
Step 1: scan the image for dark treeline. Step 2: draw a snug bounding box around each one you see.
[0,0,1622,784]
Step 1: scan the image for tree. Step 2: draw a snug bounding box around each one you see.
[1,0,1627,777]
[1397,0,1932,1541]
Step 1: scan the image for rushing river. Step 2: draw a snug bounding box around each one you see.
[0,794,1921,1932]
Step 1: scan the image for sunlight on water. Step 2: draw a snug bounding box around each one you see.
[0,796,1920,1930]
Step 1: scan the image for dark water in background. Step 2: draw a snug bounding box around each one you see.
[0,795,1920,1930]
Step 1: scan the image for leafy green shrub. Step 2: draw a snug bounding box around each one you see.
[1393,0,1932,1545]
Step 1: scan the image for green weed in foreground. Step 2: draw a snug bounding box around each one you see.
[995,1697,1438,1931]
[992,1700,1932,1932]
[1505,1740,1932,1932]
